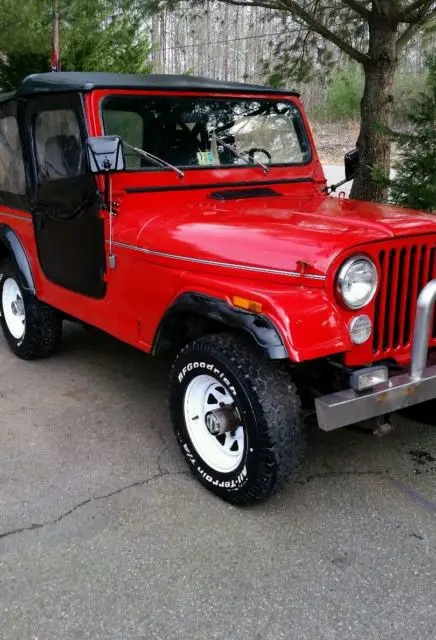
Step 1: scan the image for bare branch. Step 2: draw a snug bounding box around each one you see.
[281,0,370,64]
[207,0,280,9]
[341,0,371,18]
[396,6,436,51]
[398,0,435,22]
[215,0,371,65]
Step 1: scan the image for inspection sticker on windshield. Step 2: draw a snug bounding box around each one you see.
[197,151,214,165]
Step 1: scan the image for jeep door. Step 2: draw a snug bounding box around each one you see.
[26,93,106,298]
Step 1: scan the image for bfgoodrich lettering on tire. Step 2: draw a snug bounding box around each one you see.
[169,333,305,505]
[0,259,62,360]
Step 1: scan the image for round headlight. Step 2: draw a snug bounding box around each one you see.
[337,256,378,309]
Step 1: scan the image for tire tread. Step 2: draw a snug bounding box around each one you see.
[0,259,62,360]
[170,333,305,505]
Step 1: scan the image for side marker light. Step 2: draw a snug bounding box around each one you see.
[232,296,263,314]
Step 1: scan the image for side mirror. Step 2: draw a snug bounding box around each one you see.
[344,148,360,182]
[86,136,125,173]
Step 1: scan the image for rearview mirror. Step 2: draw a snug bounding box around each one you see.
[86,136,125,173]
[344,148,360,182]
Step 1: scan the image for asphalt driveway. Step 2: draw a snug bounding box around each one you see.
[0,324,435,640]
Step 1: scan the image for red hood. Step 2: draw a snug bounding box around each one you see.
[118,192,436,280]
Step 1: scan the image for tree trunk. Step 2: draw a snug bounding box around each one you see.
[151,13,160,73]
[350,10,398,202]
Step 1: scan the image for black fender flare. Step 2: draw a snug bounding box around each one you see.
[152,292,288,360]
[0,225,35,294]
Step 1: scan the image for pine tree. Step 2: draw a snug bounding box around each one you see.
[390,56,436,213]
[0,0,151,91]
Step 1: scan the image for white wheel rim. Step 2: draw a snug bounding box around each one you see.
[183,374,245,473]
[2,278,26,340]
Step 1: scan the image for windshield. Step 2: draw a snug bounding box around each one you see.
[102,95,311,171]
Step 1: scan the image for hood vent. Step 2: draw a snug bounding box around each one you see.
[209,187,281,201]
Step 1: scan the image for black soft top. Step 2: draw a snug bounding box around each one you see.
[0,72,299,103]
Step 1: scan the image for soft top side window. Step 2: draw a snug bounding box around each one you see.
[0,112,26,196]
[34,109,84,182]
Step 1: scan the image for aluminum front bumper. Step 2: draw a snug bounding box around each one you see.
[316,279,436,432]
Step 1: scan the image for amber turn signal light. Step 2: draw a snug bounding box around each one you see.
[232,296,263,314]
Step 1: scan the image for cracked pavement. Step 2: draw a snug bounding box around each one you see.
[1,324,436,639]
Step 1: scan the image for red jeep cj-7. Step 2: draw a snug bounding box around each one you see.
[0,71,435,504]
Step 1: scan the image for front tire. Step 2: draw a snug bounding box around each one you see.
[0,260,62,360]
[169,334,305,505]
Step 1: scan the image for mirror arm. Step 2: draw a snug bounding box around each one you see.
[100,158,112,209]
[322,176,350,194]
[102,173,110,210]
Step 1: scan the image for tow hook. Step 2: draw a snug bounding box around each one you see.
[373,414,394,438]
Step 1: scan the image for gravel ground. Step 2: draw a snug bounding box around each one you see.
[1,324,435,640]
[312,122,402,166]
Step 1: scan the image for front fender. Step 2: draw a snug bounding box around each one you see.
[269,287,351,362]
[152,292,288,359]
[153,270,350,362]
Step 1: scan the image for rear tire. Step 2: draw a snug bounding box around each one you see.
[0,259,62,360]
[169,333,305,505]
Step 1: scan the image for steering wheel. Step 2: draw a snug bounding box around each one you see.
[243,147,272,164]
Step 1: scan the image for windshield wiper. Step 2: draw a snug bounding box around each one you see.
[122,141,184,179]
[212,132,269,175]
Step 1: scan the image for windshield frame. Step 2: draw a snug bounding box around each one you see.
[99,92,313,173]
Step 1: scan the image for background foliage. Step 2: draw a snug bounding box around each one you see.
[0,0,151,91]
[389,56,436,212]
